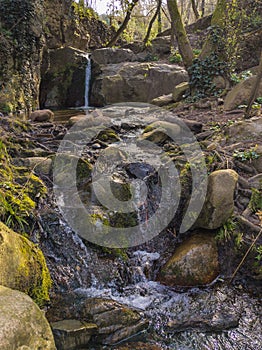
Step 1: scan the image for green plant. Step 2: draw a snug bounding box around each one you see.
[0,138,46,231]
[216,218,238,242]
[143,53,159,62]
[169,52,183,64]
[187,53,227,101]
[231,70,252,84]
[254,242,262,276]
[249,188,262,213]
[233,146,260,162]
[193,48,201,57]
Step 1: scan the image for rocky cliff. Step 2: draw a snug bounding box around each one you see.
[0,0,111,114]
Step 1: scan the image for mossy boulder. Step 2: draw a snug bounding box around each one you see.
[141,121,181,144]
[0,285,56,349]
[195,169,238,230]
[0,222,52,306]
[157,233,219,286]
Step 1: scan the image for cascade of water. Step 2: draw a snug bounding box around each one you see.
[84,54,91,108]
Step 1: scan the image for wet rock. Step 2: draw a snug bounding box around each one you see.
[224,75,262,110]
[53,154,92,188]
[47,296,148,346]
[0,222,51,306]
[0,285,56,350]
[92,48,136,65]
[196,169,238,230]
[172,81,189,102]
[90,62,188,106]
[157,233,219,286]
[151,94,174,107]
[114,342,164,350]
[51,319,97,350]
[166,309,239,332]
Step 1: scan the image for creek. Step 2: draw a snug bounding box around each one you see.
[35,105,261,350]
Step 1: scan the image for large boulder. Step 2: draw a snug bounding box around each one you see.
[90,61,188,106]
[0,285,56,349]
[195,170,238,230]
[92,48,136,65]
[224,75,262,110]
[0,222,51,306]
[157,233,219,286]
[40,47,88,108]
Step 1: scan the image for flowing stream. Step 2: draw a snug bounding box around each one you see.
[43,105,261,349]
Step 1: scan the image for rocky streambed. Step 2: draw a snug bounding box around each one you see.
[0,103,261,349]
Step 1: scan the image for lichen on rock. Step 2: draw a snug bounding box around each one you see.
[0,221,52,306]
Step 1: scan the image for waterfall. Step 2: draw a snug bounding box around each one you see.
[84,54,91,108]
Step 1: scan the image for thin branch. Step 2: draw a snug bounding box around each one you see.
[230,228,262,283]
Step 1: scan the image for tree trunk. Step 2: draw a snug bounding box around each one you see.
[143,0,162,45]
[191,0,200,19]
[199,0,226,59]
[201,0,205,17]
[167,0,194,69]
[107,0,139,47]
[158,2,162,33]
[244,51,262,119]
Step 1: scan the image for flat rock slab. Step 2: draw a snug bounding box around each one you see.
[51,319,97,350]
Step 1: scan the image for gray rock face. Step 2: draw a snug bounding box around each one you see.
[90,58,188,106]
[0,285,56,350]
[92,48,136,65]
[196,170,238,229]
[40,47,88,108]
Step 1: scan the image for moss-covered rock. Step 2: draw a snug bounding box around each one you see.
[141,120,181,145]
[0,285,56,349]
[0,221,52,306]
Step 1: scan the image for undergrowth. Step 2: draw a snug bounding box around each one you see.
[0,137,46,231]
